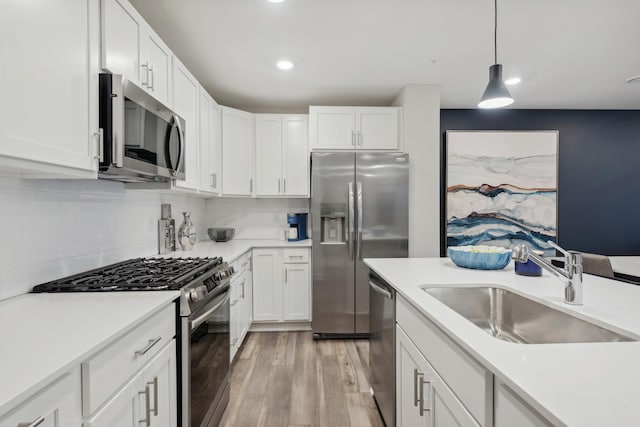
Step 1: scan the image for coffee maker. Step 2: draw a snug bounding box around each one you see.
[287,213,308,241]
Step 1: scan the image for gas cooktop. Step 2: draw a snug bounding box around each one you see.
[32,257,223,292]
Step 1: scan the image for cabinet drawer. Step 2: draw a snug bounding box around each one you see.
[0,369,81,427]
[397,296,492,426]
[283,248,309,263]
[81,303,175,416]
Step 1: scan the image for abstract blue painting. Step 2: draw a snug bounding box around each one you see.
[446,131,558,256]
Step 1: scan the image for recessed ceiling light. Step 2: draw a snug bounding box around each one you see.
[505,77,522,86]
[268,0,285,3]
[276,60,294,70]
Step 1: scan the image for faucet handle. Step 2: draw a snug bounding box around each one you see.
[547,240,569,258]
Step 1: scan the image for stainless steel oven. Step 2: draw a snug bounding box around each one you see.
[181,282,230,427]
[99,73,185,183]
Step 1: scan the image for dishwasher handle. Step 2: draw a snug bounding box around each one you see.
[369,279,393,300]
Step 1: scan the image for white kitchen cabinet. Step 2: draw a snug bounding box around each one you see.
[252,248,311,324]
[495,382,552,427]
[172,58,200,191]
[230,252,253,360]
[0,369,82,427]
[309,106,400,151]
[84,340,176,427]
[199,89,221,195]
[397,326,479,427]
[396,295,491,426]
[255,115,309,197]
[102,0,172,106]
[222,107,254,196]
[0,0,99,178]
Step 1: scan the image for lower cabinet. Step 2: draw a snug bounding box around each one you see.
[0,369,82,427]
[230,251,253,360]
[494,382,553,427]
[83,340,177,427]
[397,326,479,427]
[252,248,311,324]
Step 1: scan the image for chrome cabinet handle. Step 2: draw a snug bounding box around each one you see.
[17,417,45,427]
[211,173,216,188]
[351,131,355,146]
[140,62,149,87]
[146,376,158,416]
[285,268,288,283]
[95,129,104,161]
[289,255,303,259]
[278,178,281,194]
[148,66,154,91]
[413,369,421,406]
[357,131,362,146]
[139,385,151,426]
[249,178,253,193]
[240,281,245,298]
[283,178,286,193]
[419,376,431,416]
[134,337,162,357]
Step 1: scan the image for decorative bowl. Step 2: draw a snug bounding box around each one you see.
[448,245,512,270]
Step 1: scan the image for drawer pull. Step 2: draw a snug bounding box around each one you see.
[289,255,304,259]
[134,337,162,357]
[419,376,431,416]
[413,369,421,406]
[139,385,151,426]
[18,416,44,427]
[147,376,159,416]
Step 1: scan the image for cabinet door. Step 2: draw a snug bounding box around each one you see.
[172,58,200,191]
[283,263,310,321]
[397,327,479,427]
[356,107,400,150]
[495,382,552,427]
[140,26,172,106]
[144,340,177,427]
[0,370,81,427]
[282,115,309,196]
[252,249,282,321]
[255,115,283,196]
[222,107,254,196]
[309,107,355,150]
[83,372,143,427]
[101,0,139,82]
[198,90,220,195]
[0,0,99,176]
[230,273,242,358]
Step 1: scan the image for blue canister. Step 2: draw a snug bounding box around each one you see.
[515,250,543,276]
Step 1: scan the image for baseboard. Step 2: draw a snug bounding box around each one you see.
[249,321,312,332]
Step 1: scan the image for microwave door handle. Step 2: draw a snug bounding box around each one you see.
[172,114,185,178]
[112,75,124,167]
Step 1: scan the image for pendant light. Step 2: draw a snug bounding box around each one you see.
[478,0,513,109]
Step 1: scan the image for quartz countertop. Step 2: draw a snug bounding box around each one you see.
[160,239,312,263]
[610,256,640,278]
[364,257,640,427]
[0,291,179,415]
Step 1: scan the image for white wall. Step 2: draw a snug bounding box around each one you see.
[205,198,309,240]
[393,84,441,257]
[0,177,206,300]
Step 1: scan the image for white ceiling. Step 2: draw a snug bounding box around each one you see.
[129,0,640,110]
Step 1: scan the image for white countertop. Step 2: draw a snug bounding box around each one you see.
[364,257,640,427]
[610,256,640,278]
[160,239,312,263]
[0,291,179,415]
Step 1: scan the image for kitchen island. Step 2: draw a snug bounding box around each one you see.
[365,257,640,427]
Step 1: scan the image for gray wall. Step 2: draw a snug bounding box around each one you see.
[440,109,640,256]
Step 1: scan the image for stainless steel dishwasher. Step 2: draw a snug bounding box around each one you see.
[369,271,396,426]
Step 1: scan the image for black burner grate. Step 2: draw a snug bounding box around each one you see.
[32,257,222,292]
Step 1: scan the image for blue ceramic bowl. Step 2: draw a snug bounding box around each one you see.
[448,245,512,270]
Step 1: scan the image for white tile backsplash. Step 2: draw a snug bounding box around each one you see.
[0,177,206,300]
[205,198,309,240]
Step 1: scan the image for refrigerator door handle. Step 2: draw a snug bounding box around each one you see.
[356,181,363,260]
[348,182,355,260]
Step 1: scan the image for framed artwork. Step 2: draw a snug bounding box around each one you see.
[445,131,558,256]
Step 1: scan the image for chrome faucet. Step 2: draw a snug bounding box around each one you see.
[512,241,584,305]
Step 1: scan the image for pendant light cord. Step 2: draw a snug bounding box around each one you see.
[494,0,498,64]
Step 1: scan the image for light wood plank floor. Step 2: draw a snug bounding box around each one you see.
[220,332,385,427]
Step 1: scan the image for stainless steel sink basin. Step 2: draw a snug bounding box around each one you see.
[423,286,635,344]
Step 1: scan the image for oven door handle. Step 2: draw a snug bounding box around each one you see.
[190,291,230,331]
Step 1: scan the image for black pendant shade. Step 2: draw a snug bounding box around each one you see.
[478,64,513,109]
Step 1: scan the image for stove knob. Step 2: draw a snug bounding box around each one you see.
[189,285,207,303]
[229,266,236,275]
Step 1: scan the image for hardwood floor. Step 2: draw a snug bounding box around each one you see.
[220,332,386,427]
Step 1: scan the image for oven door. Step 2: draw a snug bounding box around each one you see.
[182,285,230,427]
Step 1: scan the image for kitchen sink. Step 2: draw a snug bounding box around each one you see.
[422,286,635,344]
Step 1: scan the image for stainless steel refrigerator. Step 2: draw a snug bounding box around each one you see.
[311,152,409,337]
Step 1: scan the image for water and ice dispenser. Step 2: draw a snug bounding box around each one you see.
[320,208,346,244]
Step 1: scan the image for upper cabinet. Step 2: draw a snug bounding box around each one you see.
[199,89,221,196]
[255,115,309,197]
[172,58,200,192]
[101,0,171,106]
[0,0,100,178]
[221,107,254,196]
[309,106,401,151]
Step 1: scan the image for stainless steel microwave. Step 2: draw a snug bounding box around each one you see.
[98,73,185,182]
